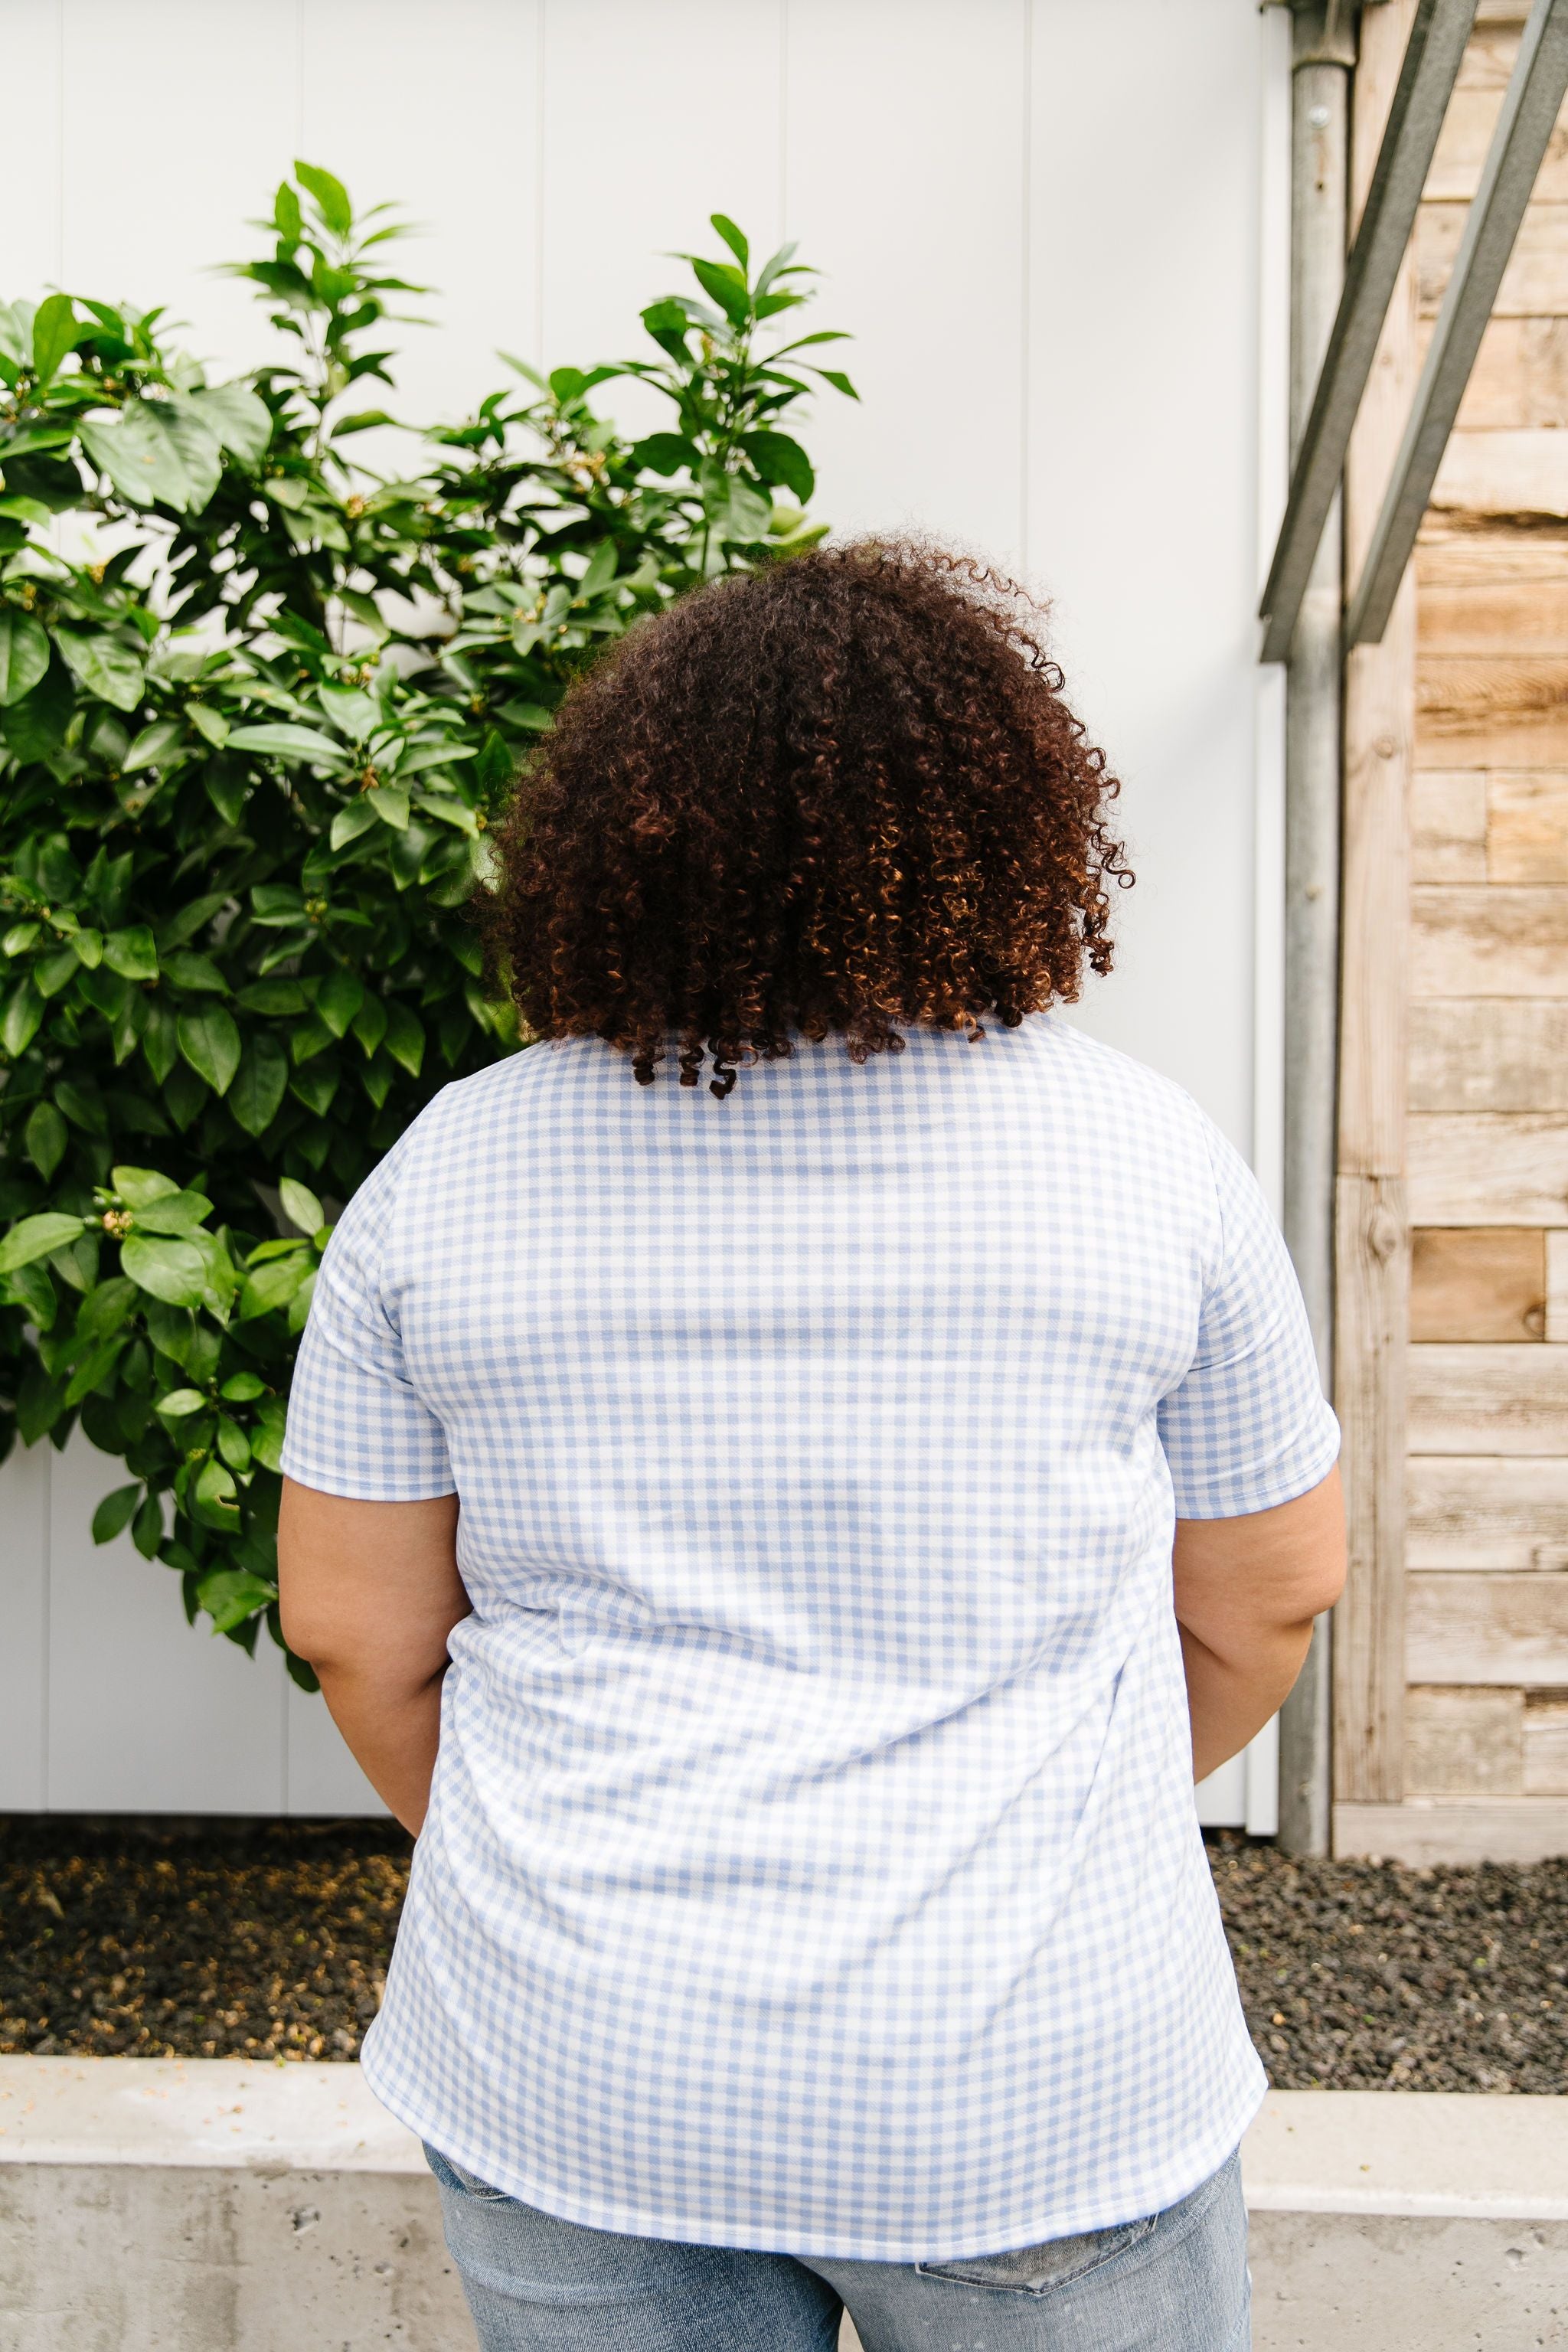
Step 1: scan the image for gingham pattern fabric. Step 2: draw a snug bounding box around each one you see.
[283,1018,1338,2262]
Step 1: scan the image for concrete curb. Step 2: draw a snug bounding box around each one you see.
[2,2062,1566,2350]
[5,2059,1566,2213]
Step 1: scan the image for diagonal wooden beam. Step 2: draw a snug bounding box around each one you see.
[1348,0,1568,644]
[1260,0,1476,664]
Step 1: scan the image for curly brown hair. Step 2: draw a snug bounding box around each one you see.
[491,539,1132,1096]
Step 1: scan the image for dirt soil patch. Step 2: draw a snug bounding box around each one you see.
[1,1820,1564,2087]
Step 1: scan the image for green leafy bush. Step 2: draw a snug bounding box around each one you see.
[0,166,850,1676]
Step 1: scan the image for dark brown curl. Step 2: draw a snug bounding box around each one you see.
[490,538,1132,1096]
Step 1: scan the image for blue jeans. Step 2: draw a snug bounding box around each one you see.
[424,2143,1250,2352]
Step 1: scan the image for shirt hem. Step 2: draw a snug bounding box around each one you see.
[360,2034,1269,2265]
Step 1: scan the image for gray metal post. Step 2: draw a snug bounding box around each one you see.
[1276,1,1355,1858]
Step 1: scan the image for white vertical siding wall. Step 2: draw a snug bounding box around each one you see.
[0,0,1288,1815]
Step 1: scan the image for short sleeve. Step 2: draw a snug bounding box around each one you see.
[1157,1122,1340,1519]
[280,1138,455,1501]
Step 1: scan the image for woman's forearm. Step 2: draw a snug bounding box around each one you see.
[315,1662,447,1835]
[1179,1619,1315,1785]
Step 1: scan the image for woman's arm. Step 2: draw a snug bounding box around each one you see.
[278,1479,468,1834]
[1172,1465,1346,1784]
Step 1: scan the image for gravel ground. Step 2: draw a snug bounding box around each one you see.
[1,1820,1564,2089]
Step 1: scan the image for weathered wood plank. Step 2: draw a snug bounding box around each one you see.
[1417,658,1568,767]
[1410,998,1568,1109]
[1409,1114,1568,1222]
[1524,1695,1568,1794]
[1410,1225,1546,1337]
[1408,1452,1568,1566]
[1405,1684,1524,1794]
[1419,201,1568,319]
[1455,19,1525,88]
[1408,1570,1568,1683]
[1419,528,1568,606]
[1336,8,1419,1811]
[1334,1797,1568,1863]
[1334,1178,1410,1802]
[1416,545,1568,655]
[1410,884,1568,995]
[1431,429,1568,527]
[1488,774,1568,880]
[1426,83,1568,201]
[1410,1341,1568,1452]
[1548,1228,1568,1339]
[1439,316,1568,430]
[1412,772,1488,881]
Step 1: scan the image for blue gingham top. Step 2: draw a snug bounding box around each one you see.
[283,1017,1338,2260]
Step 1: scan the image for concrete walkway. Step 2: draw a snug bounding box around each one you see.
[2,2060,1565,2348]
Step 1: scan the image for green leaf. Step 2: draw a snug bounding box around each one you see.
[111,1166,181,1207]
[162,950,229,993]
[34,947,78,1000]
[250,884,305,926]
[229,722,351,766]
[229,1032,288,1135]
[629,433,699,479]
[0,608,49,706]
[235,979,307,1015]
[366,784,409,828]
[220,1371,266,1401]
[129,1189,212,1236]
[120,1234,208,1308]
[739,430,814,504]
[314,968,364,1037]
[79,408,192,511]
[577,540,618,600]
[351,991,388,1057]
[0,1212,87,1276]
[288,1058,339,1117]
[155,1387,209,1417]
[139,998,178,1085]
[177,1004,241,1095]
[2,978,43,1057]
[216,1416,252,1473]
[239,1252,311,1319]
[691,258,751,329]
[382,998,425,1076]
[77,1276,139,1342]
[0,663,74,760]
[293,159,353,236]
[198,1561,271,1626]
[250,1400,288,1473]
[132,1493,164,1557]
[57,631,145,714]
[24,1100,67,1180]
[91,1482,142,1546]
[329,799,381,851]
[279,1177,323,1237]
[103,926,158,982]
[122,717,187,773]
[710,214,750,269]
[55,1080,107,1134]
[715,476,772,544]
[31,292,78,384]
[64,1335,128,1410]
[195,380,272,466]
[316,684,380,740]
[187,702,230,749]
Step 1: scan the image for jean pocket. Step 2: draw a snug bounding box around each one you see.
[423,2140,513,2204]
[916,2212,1158,2295]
